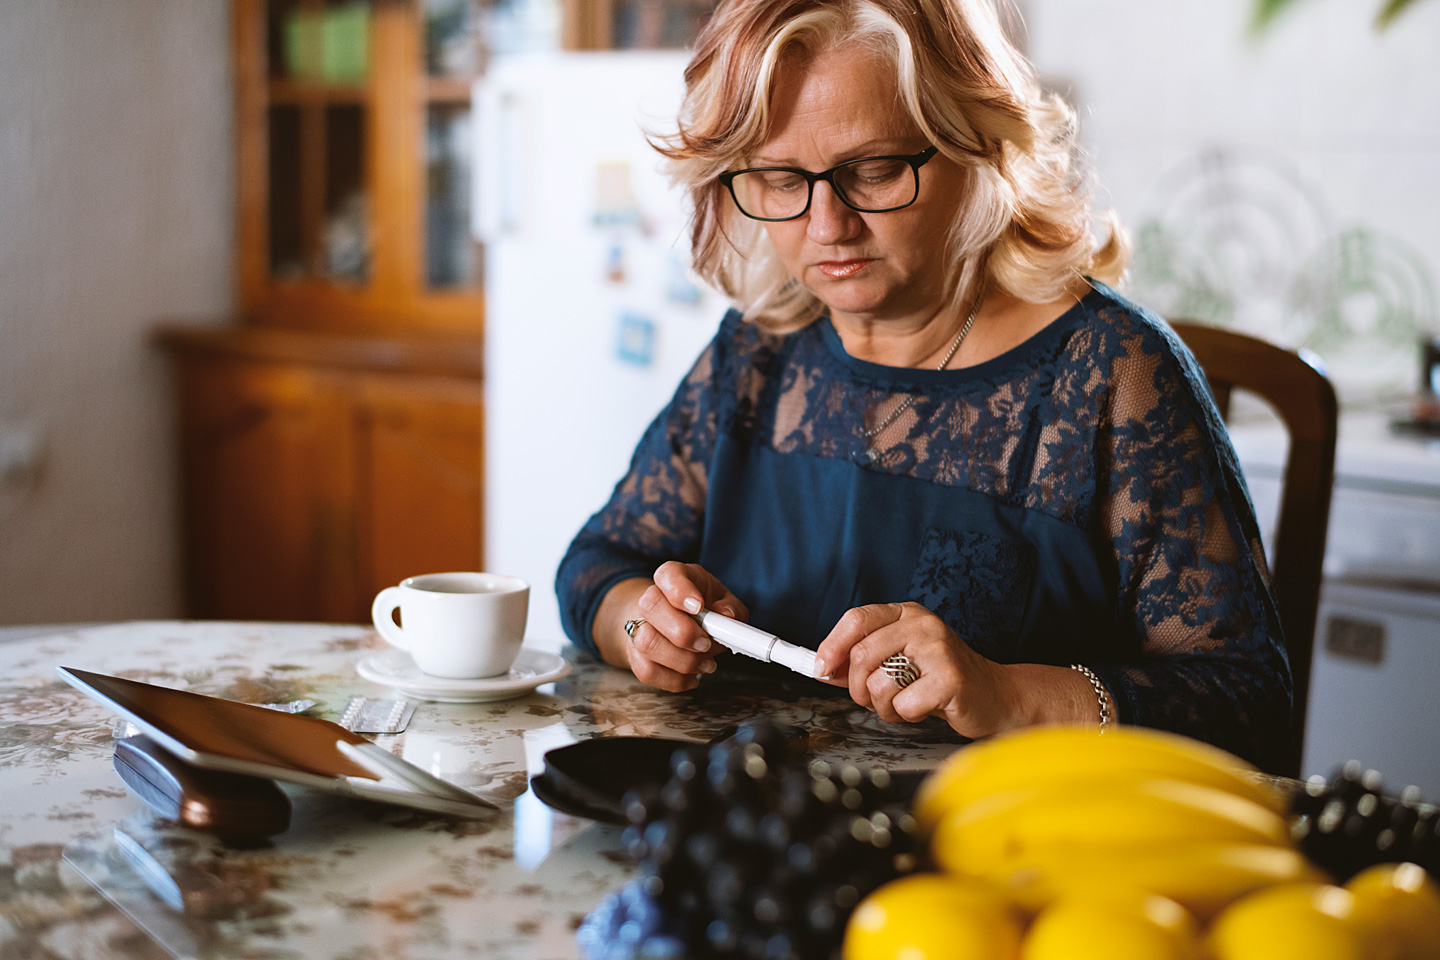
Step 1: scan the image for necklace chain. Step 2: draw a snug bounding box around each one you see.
[860,292,984,442]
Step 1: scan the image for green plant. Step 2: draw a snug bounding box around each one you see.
[1251,0,1428,32]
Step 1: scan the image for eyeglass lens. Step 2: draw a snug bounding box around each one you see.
[729,157,919,220]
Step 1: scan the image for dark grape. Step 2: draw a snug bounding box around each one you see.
[762,931,797,960]
[579,882,687,960]
[803,892,837,933]
[725,805,761,845]
[684,830,721,871]
[622,825,647,860]
[578,719,922,959]
[670,747,701,780]
[749,888,786,926]
[785,841,816,875]
[707,861,744,910]
[758,812,791,852]
[659,778,698,820]
[706,917,740,953]
[738,930,769,960]
[1291,762,1439,883]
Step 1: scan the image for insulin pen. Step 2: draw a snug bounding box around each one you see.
[694,610,820,679]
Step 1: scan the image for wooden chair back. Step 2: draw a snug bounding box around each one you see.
[1169,322,1339,778]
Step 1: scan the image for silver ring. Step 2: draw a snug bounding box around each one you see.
[623,618,645,641]
[881,653,919,689]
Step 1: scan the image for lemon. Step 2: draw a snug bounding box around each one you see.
[1345,862,1440,960]
[1208,882,1366,960]
[844,873,1024,960]
[1022,892,1202,960]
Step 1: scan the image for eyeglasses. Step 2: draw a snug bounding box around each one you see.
[718,146,939,222]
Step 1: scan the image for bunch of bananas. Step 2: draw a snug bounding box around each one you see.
[844,726,1440,960]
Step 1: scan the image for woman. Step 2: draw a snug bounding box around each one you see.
[555,0,1292,770]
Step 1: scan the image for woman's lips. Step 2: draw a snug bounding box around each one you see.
[816,259,874,280]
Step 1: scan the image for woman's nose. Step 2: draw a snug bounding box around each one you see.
[806,181,863,245]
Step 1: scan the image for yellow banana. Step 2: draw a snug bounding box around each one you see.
[993,843,1327,920]
[914,726,1286,830]
[932,777,1293,878]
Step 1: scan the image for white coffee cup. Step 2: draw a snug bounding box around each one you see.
[371,572,529,679]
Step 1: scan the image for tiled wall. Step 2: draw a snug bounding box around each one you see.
[1025,0,1440,404]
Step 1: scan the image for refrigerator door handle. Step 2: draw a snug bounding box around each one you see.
[474,82,526,242]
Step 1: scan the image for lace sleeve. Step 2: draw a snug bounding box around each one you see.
[554,313,735,655]
[1087,321,1294,771]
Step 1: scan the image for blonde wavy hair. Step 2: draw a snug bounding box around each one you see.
[654,0,1129,332]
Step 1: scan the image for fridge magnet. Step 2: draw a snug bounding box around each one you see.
[616,313,656,367]
[592,162,641,230]
[665,253,704,306]
[605,243,627,284]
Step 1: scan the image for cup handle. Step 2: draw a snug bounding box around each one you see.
[371,587,408,651]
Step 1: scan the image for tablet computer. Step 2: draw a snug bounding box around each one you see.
[58,666,497,820]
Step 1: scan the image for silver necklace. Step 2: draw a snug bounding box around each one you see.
[860,292,984,444]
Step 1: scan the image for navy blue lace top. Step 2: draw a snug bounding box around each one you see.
[556,282,1292,770]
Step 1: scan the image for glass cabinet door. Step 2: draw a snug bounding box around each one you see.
[263,0,373,286]
[562,0,716,50]
[238,0,719,331]
[422,0,483,291]
[609,0,714,48]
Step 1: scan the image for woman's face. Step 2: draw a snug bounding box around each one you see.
[750,47,966,328]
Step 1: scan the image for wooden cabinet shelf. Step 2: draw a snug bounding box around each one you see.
[157,325,484,379]
[261,79,474,106]
[425,77,473,103]
[266,80,369,105]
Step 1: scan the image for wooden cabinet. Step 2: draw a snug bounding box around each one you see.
[161,0,717,621]
[161,327,484,623]
[160,0,489,622]
[355,373,486,601]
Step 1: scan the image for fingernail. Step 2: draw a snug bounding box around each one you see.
[692,637,710,653]
[684,597,702,614]
[701,660,717,674]
[717,603,737,618]
[814,658,827,678]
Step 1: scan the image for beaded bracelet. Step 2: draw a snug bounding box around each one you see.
[1070,663,1110,733]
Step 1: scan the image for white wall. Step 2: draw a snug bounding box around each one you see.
[1024,0,1440,403]
[0,2,234,623]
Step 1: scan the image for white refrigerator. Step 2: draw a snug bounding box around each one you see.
[474,52,724,649]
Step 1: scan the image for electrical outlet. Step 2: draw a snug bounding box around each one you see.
[0,424,41,484]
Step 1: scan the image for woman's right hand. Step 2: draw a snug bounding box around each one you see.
[597,562,748,692]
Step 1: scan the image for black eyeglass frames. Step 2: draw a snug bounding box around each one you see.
[718,146,939,222]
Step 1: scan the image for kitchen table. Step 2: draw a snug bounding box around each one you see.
[0,621,964,959]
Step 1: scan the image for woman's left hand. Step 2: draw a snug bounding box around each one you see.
[814,602,1019,739]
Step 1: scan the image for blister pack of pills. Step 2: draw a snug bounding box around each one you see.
[337,697,415,734]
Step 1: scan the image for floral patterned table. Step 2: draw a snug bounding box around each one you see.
[0,621,964,960]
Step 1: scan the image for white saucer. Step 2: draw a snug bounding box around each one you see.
[357,648,572,702]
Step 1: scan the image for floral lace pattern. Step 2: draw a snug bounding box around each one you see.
[907,528,1038,661]
[558,283,1292,770]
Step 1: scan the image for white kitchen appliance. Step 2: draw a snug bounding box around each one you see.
[474,52,721,648]
[1233,414,1440,795]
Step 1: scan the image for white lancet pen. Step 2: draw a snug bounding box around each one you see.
[693,610,822,679]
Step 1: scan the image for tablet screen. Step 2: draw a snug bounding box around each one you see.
[60,667,378,782]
